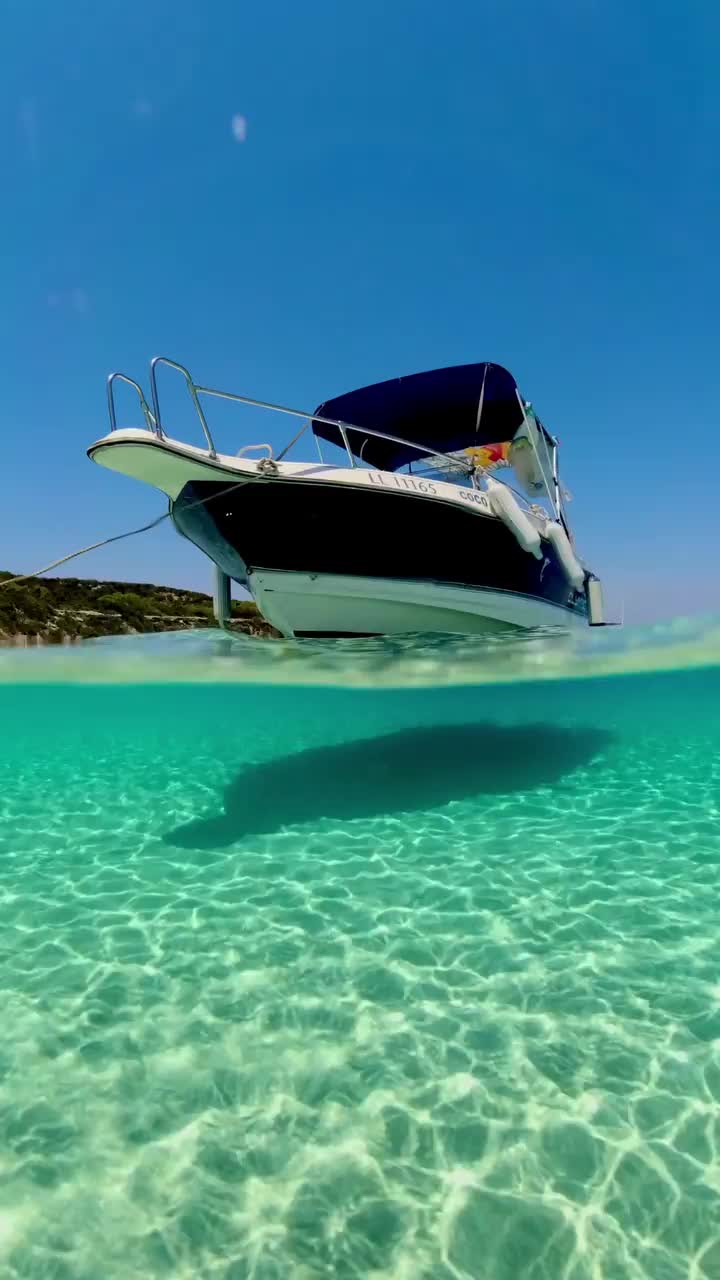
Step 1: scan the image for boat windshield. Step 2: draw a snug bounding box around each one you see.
[408,461,476,489]
[419,407,556,508]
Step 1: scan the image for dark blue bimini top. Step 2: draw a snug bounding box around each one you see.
[312,362,533,471]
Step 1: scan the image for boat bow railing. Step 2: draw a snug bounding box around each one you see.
[105,356,476,478]
[106,372,158,435]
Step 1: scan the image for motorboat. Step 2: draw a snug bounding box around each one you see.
[88,356,606,637]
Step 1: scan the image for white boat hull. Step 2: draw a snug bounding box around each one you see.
[250,570,589,638]
[87,432,592,637]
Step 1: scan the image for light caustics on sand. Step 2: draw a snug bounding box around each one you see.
[0,654,719,1279]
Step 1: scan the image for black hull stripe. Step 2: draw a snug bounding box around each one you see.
[172,479,589,618]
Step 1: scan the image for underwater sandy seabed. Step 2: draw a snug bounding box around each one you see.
[0,661,719,1278]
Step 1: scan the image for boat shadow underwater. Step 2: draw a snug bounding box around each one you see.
[164,721,613,848]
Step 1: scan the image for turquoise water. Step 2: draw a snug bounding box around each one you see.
[1,627,720,1278]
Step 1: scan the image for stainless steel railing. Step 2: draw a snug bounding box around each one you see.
[105,355,475,476]
[106,372,157,434]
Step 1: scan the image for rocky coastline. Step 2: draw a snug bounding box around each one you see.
[0,573,278,645]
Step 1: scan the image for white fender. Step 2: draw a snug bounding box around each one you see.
[486,477,543,559]
[543,521,586,591]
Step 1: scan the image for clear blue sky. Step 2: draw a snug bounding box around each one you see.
[2,0,718,622]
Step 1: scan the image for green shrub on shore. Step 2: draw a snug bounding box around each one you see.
[0,573,274,640]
